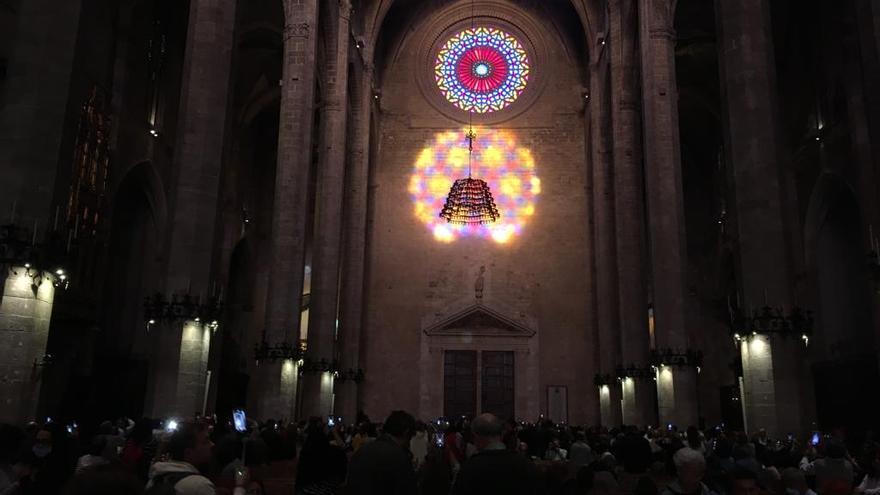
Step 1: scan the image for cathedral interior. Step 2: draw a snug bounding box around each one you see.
[1,0,879,440]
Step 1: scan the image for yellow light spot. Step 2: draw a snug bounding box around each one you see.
[416,149,433,169]
[433,224,455,243]
[531,177,542,194]
[500,175,522,196]
[446,147,468,169]
[429,176,450,196]
[408,176,422,195]
[521,204,535,216]
[517,148,535,169]
[491,225,515,244]
[482,146,503,168]
[415,203,433,223]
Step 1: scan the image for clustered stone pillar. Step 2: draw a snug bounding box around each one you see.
[334,59,373,422]
[609,0,654,426]
[255,0,319,421]
[0,271,55,424]
[0,0,82,424]
[144,0,235,418]
[589,48,623,427]
[301,1,353,419]
[716,0,811,437]
[638,0,699,428]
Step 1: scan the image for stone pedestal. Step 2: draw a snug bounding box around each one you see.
[145,320,212,418]
[299,372,335,420]
[656,366,699,428]
[253,360,298,422]
[599,383,622,427]
[620,377,653,426]
[0,270,55,424]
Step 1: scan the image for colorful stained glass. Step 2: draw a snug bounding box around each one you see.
[410,128,540,244]
[435,27,531,113]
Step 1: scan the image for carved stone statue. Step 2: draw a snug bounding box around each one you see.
[475,265,486,302]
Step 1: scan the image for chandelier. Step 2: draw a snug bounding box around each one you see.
[439,128,500,225]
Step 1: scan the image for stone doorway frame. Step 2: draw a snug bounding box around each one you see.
[419,301,539,420]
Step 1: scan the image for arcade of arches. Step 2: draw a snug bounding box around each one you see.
[1,0,880,438]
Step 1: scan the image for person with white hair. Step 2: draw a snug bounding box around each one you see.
[661,448,717,495]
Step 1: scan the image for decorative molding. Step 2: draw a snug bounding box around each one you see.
[423,304,536,338]
[285,22,311,40]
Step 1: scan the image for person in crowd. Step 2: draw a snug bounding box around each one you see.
[75,435,109,474]
[0,425,24,494]
[615,426,654,475]
[409,423,428,471]
[813,440,854,495]
[418,443,452,495]
[452,413,538,495]
[28,425,74,494]
[145,422,217,495]
[443,423,465,473]
[661,448,715,495]
[592,471,621,495]
[345,410,418,495]
[855,451,880,494]
[569,431,595,468]
[729,467,762,495]
[545,437,568,461]
[783,467,817,495]
[122,419,156,482]
[294,420,347,495]
[687,427,706,455]
[65,463,145,495]
[99,421,125,461]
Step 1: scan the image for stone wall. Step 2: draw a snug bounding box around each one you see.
[362,3,597,424]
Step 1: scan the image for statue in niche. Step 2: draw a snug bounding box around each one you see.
[475,265,486,303]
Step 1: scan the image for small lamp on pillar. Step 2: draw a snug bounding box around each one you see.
[143,292,224,330]
[728,303,814,346]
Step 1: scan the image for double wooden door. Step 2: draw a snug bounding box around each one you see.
[443,350,514,420]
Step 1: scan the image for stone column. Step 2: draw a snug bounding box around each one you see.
[255,0,319,421]
[589,50,623,427]
[638,0,699,428]
[0,2,81,422]
[0,269,55,424]
[715,0,810,436]
[334,58,373,423]
[143,0,235,418]
[609,0,654,426]
[301,1,353,419]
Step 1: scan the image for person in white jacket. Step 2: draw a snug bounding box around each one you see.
[146,422,222,495]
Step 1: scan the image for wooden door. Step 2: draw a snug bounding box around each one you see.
[481,351,515,420]
[444,350,477,418]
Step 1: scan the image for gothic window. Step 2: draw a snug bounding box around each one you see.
[66,85,111,236]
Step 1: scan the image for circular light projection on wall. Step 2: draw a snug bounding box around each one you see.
[434,27,531,114]
[409,128,540,244]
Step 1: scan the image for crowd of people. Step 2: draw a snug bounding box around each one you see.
[0,410,876,495]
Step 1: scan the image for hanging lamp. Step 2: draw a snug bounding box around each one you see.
[439,128,500,225]
[439,0,500,226]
